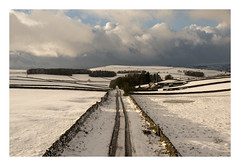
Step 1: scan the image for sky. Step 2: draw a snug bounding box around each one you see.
[9,9,230,69]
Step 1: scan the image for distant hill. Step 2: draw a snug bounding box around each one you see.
[191,63,230,72]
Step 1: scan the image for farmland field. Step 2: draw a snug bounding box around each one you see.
[10,89,105,156]
[132,91,230,156]
[9,70,109,156]
[9,66,231,156]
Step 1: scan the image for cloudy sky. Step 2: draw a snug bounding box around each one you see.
[10,9,230,69]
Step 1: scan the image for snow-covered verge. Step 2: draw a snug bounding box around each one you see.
[42,90,114,156]
[56,90,116,156]
[132,91,231,156]
[9,89,105,156]
[122,95,169,156]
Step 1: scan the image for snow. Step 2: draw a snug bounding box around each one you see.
[178,82,230,92]
[9,70,113,156]
[158,82,230,93]
[71,74,120,82]
[122,95,169,156]
[26,74,75,80]
[90,65,227,79]
[59,89,169,156]
[132,91,231,156]
[9,67,231,157]
[10,78,109,89]
[10,89,105,156]
[182,77,230,86]
[115,97,126,156]
[9,70,27,77]
[134,77,230,94]
[60,90,117,156]
[10,72,111,90]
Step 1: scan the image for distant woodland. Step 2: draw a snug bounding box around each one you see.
[184,70,205,77]
[109,71,162,95]
[27,68,116,77]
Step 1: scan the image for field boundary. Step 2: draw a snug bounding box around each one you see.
[131,88,230,95]
[129,95,182,157]
[165,80,230,91]
[10,84,109,92]
[42,91,110,156]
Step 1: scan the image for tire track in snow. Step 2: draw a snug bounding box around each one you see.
[108,89,132,156]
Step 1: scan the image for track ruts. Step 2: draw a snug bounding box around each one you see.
[108,90,132,156]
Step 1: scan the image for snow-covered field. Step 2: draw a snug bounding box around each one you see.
[10,70,115,90]
[177,82,230,92]
[9,69,114,156]
[180,77,231,87]
[133,77,230,94]
[132,91,231,156]
[9,66,231,157]
[91,65,227,79]
[10,88,105,156]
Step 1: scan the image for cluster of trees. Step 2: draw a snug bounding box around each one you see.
[184,70,205,77]
[72,69,91,74]
[27,68,117,77]
[89,70,116,77]
[165,74,174,80]
[27,68,73,76]
[109,71,162,95]
[117,70,146,74]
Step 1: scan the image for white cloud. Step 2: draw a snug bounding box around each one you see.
[187,24,214,34]
[10,10,230,68]
[10,10,42,27]
[188,10,230,26]
[10,10,94,57]
[104,22,118,31]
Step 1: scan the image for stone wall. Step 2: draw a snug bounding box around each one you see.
[43,91,110,156]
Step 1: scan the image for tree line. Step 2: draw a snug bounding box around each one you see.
[117,70,146,74]
[89,70,116,77]
[27,68,116,77]
[27,68,74,76]
[184,70,205,77]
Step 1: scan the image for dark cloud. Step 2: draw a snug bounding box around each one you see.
[10,10,230,69]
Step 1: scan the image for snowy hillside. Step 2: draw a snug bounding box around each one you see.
[90,65,228,80]
[132,91,230,156]
[9,65,231,156]
[10,89,105,156]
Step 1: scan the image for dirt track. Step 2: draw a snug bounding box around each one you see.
[108,90,132,156]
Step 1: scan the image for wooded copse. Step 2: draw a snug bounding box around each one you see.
[27,68,73,76]
[117,70,146,74]
[184,70,205,77]
[89,70,116,77]
[109,72,162,95]
[27,68,116,77]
